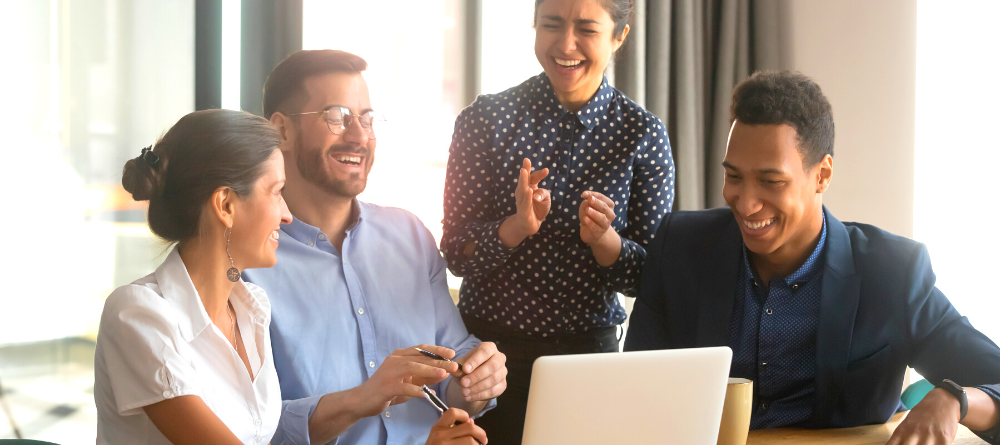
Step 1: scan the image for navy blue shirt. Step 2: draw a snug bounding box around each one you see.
[728,216,827,428]
[442,73,675,336]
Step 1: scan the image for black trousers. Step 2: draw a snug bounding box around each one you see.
[463,315,620,445]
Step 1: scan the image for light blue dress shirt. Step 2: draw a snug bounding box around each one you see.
[242,201,494,445]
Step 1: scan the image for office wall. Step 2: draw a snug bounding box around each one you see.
[758,0,917,237]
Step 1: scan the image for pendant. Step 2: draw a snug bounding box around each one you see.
[227,267,241,282]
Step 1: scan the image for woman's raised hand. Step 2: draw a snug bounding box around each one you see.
[500,159,550,247]
[578,191,616,245]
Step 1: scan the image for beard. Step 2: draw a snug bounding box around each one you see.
[296,142,371,198]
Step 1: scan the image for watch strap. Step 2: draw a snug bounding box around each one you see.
[937,378,969,421]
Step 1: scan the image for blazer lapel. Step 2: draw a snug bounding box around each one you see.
[811,208,861,426]
[695,216,744,347]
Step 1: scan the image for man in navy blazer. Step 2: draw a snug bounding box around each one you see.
[624,71,1000,444]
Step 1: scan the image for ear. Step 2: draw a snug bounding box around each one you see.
[270,112,295,154]
[612,24,630,52]
[816,154,833,194]
[209,186,237,230]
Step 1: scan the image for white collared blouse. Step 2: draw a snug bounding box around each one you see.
[95,247,281,445]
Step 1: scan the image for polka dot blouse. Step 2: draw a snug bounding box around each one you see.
[441,73,675,337]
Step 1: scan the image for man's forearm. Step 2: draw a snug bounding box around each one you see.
[963,387,1000,432]
[446,378,488,416]
[308,388,364,445]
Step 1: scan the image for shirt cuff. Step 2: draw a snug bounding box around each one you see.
[473,397,499,419]
[596,235,642,293]
[275,395,329,445]
[474,217,523,264]
[971,385,1000,444]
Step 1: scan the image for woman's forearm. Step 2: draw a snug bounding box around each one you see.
[498,216,530,248]
[590,230,623,267]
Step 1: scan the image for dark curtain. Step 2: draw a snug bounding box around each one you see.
[615,0,787,210]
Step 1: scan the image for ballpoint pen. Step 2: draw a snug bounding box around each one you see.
[421,385,484,445]
[415,347,466,374]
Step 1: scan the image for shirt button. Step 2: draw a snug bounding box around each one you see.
[385,411,391,418]
[307,240,315,247]
[319,233,327,240]
[255,435,262,443]
[255,419,261,426]
[791,283,800,291]
[765,308,773,315]
[761,402,770,410]
[358,308,364,315]
[761,362,768,368]
[162,390,173,398]
[369,361,376,368]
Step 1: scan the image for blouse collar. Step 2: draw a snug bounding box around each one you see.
[533,72,614,131]
[154,246,269,342]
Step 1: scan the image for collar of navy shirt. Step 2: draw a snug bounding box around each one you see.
[532,72,614,132]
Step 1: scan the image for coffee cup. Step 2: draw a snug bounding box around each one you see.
[717,378,753,445]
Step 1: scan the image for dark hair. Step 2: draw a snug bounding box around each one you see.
[121,109,280,243]
[533,0,633,39]
[730,70,835,166]
[262,49,368,119]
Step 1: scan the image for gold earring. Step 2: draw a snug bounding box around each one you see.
[225,227,240,282]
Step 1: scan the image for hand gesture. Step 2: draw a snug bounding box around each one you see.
[578,191,617,246]
[886,388,960,445]
[452,342,507,402]
[513,158,551,238]
[424,408,488,445]
[353,345,459,418]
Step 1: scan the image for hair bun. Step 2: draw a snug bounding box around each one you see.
[121,157,159,201]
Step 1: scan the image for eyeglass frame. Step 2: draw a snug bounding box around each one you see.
[285,105,386,138]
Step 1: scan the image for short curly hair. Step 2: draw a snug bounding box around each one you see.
[730,70,835,166]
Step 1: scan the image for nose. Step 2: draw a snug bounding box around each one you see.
[340,116,371,146]
[557,26,577,54]
[734,186,764,218]
[279,196,293,224]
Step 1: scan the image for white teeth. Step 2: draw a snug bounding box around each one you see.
[555,58,582,67]
[270,230,279,240]
[336,155,362,165]
[743,218,774,230]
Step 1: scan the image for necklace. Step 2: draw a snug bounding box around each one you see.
[227,300,237,351]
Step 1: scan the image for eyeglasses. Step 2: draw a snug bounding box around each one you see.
[287,106,386,137]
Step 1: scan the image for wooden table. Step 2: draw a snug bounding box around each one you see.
[746,412,987,444]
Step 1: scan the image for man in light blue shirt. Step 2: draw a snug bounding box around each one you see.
[242,50,504,445]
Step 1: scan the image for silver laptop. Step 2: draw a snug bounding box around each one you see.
[522,347,733,445]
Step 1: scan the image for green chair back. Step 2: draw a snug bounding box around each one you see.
[901,378,935,410]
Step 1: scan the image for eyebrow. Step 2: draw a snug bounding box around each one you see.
[721,162,786,175]
[541,15,600,25]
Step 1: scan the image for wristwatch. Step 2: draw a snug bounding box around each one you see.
[936,379,968,421]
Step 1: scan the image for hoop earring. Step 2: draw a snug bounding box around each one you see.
[225,227,241,282]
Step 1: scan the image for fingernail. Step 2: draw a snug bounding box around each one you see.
[465,365,472,373]
[465,396,472,401]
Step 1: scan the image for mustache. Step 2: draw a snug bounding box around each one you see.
[326,143,369,157]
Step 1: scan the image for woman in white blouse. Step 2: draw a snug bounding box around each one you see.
[95,109,292,444]
[95,109,488,445]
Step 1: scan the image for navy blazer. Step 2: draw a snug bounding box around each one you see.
[625,207,1000,440]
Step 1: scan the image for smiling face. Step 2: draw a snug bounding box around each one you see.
[722,121,832,259]
[287,71,376,199]
[231,149,293,269]
[534,0,627,109]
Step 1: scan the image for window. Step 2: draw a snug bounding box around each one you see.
[914,0,1000,343]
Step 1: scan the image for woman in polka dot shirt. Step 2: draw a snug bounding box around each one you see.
[441,0,674,441]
